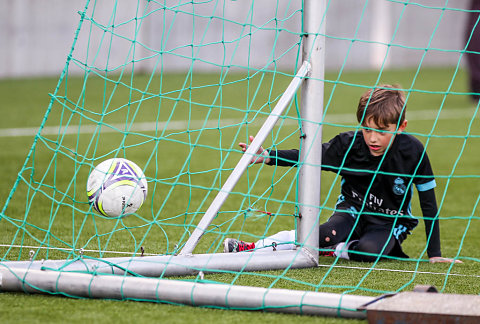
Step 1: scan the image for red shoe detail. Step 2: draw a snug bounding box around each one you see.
[319,250,335,257]
[224,238,255,253]
[237,241,255,252]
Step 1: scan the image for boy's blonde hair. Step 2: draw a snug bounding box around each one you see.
[356,84,406,128]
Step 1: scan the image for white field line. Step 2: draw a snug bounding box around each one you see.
[0,244,158,257]
[318,263,479,278]
[0,107,476,138]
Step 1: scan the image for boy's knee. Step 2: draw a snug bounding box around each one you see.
[355,240,380,254]
[320,229,337,245]
[351,240,392,262]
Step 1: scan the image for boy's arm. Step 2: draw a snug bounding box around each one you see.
[266,137,339,167]
[241,133,343,167]
[266,149,299,167]
[238,136,299,166]
[239,135,270,164]
[418,189,462,263]
[418,188,441,258]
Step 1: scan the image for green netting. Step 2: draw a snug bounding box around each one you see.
[1,0,479,317]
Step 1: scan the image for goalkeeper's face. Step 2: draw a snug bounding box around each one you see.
[361,118,407,156]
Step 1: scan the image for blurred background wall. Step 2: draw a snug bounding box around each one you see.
[0,0,470,79]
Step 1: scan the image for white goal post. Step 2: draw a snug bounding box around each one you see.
[179,0,325,261]
[3,0,326,276]
[0,0,375,319]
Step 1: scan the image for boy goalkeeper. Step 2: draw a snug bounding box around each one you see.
[224,84,460,263]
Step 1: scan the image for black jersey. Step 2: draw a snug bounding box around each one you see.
[267,131,441,257]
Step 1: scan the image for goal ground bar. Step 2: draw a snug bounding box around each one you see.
[0,266,373,319]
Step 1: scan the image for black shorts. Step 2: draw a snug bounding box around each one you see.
[319,202,411,260]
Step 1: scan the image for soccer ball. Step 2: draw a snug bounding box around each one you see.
[87,158,148,217]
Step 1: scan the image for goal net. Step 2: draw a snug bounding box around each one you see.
[0,0,477,318]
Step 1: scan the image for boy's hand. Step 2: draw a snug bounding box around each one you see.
[429,256,463,264]
[239,135,271,164]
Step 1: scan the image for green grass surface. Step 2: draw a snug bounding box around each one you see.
[1,67,479,323]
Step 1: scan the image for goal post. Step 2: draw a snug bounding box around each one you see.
[0,0,335,315]
[179,0,326,261]
[179,60,313,257]
[297,0,325,261]
[2,0,326,278]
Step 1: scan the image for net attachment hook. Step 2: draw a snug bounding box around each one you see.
[272,242,277,251]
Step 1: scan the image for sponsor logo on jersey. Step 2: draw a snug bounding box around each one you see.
[393,177,406,195]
